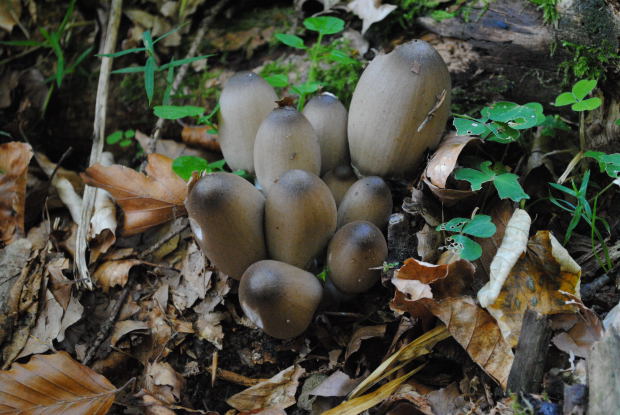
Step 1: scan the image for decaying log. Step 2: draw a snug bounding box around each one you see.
[507,308,552,393]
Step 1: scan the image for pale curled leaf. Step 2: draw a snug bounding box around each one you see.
[93,259,144,293]
[0,351,117,414]
[226,365,305,410]
[0,142,33,245]
[82,154,187,236]
[478,209,531,307]
[424,134,480,188]
[347,0,397,34]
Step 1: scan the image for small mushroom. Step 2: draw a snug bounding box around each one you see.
[265,169,337,269]
[185,172,266,280]
[254,104,321,191]
[348,39,451,177]
[239,260,323,339]
[302,92,349,174]
[337,176,392,229]
[218,71,277,173]
[327,220,387,294]
[322,165,358,207]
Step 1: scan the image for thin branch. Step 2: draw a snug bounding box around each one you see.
[75,0,123,290]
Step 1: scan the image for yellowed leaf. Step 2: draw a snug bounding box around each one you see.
[82,153,187,236]
[0,351,116,414]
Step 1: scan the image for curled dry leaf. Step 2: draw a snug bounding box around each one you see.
[226,365,305,411]
[310,371,363,398]
[422,178,476,207]
[347,0,397,34]
[134,130,213,160]
[89,152,117,263]
[484,231,582,346]
[0,351,117,414]
[143,361,184,406]
[478,208,531,308]
[345,325,387,360]
[173,241,211,311]
[0,0,21,32]
[111,320,150,347]
[93,259,144,293]
[181,125,221,152]
[424,133,480,188]
[0,142,33,245]
[82,153,187,236]
[195,311,226,350]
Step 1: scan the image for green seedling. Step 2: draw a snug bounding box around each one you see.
[101,25,211,105]
[549,170,612,270]
[584,151,620,179]
[554,79,601,112]
[436,214,496,261]
[171,156,249,181]
[455,161,530,202]
[267,16,358,110]
[106,129,136,148]
[453,101,545,143]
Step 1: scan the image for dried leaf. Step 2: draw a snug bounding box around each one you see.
[82,153,187,236]
[173,241,211,311]
[111,320,150,347]
[423,178,476,207]
[226,365,305,411]
[421,297,514,389]
[347,0,397,34]
[345,325,387,360]
[477,209,531,308]
[424,134,480,188]
[310,371,362,397]
[416,224,441,263]
[93,259,144,292]
[485,231,582,346]
[0,351,117,414]
[144,361,183,405]
[0,142,33,245]
[474,201,514,288]
[89,152,117,263]
[0,0,21,32]
[134,130,212,160]
[181,125,221,152]
[195,311,226,350]
[551,296,603,358]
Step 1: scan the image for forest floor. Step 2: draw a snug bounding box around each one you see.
[0,0,619,414]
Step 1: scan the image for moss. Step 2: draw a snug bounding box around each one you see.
[528,0,559,23]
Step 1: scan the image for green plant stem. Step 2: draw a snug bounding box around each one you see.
[308,32,323,84]
[579,111,585,151]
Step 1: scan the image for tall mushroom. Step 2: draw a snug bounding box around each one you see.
[348,39,451,177]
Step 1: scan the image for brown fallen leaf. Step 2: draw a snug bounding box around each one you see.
[111,320,150,347]
[485,231,582,346]
[195,311,226,350]
[420,297,514,389]
[173,241,212,311]
[424,133,480,188]
[181,125,221,152]
[0,351,117,414]
[345,325,387,360]
[0,142,33,245]
[0,0,21,32]
[82,153,187,236]
[550,294,603,358]
[93,259,144,292]
[310,371,363,398]
[226,365,305,411]
[134,130,213,160]
[422,178,476,207]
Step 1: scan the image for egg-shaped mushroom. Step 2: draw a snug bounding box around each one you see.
[327,221,387,294]
[254,105,321,191]
[302,92,349,174]
[337,176,392,229]
[348,39,451,177]
[218,71,277,173]
[265,169,337,269]
[185,172,266,280]
[239,260,323,339]
[322,165,358,207]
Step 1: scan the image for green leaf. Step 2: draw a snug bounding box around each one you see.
[145,56,156,105]
[98,47,146,58]
[450,234,482,261]
[436,217,469,233]
[485,122,520,143]
[486,101,543,130]
[303,16,345,35]
[493,173,530,202]
[106,131,124,145]
[153,23,188,44]
[275,33,306,49]
[207,159,226,171]
[0,40,44,47]
[142,30,155,54]
[454,161,495,191]
[571,97,601,111]
[585,151,620,178]
[124,130,135,138]
[119,139,133,147]
[291,81,320,95]
[554,92,577,106]
[462,215,496,238]
[430,10,455,21]
[154,105,205,120]
[264,74,289,88]
[572,79,597,101]
[159,54,213,71]
[327,49,359,64]
[453,117,489,136]
[615,119,620,126]
[232,169,252,180]
[112,66,146,74]
[540,115,570,137]
[172,156,209,181]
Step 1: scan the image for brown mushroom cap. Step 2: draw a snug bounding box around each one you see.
[265,169,337,269]
[322,165,358,207]
[185,172,266,280]
[302,92,349,175]
[337,176,392,229]
[239,260,323,339]
[348,39,451,177]
[218,71,277,173]
[254,106,321,192]
[327,220,387,294]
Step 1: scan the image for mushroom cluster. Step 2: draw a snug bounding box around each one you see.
[185,39,451,339]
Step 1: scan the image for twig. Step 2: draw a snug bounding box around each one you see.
[147,0,230,154]
[75,0,123,290]
[83,284,131,366]
[207,367,268,387]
